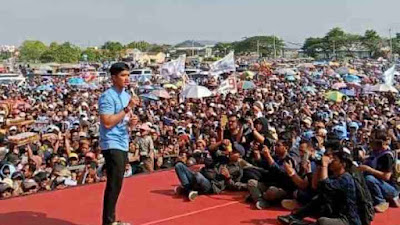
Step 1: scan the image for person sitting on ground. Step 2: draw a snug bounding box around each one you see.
[278,150,362,225]
[358,133,400,213]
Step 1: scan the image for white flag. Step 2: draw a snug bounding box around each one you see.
[383,65,396,87]
[217,75,237,95]
[160,55,186,79]
[210,52,236,75]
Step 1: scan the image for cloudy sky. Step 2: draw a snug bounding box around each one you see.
[1,0,400,46]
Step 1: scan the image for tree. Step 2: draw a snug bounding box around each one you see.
[126,41,151,51]
[233,36,284,57]
[39,42,81,63]
[302,37,325,58]
[82,47,103,62]
[213,42,234,57]
[361,30,382,58]
[101,41,124,59]
[39,42,59,63]
[19,40,47,62]
[147,44,170,53]
[55,42,81,63]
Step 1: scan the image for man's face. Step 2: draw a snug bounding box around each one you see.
[111,70,130,88]
[329,155,343,172]
[299,143,309,158]
[228,116,238,130]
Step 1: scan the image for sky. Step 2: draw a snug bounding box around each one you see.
[1,0,400,47]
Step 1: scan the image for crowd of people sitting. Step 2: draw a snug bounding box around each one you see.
[0,59,399,225]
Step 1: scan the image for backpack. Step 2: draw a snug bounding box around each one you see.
[351,169,375,225]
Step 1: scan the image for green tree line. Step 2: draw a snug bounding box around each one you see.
[17,40,170,63]
[302,27,400,59]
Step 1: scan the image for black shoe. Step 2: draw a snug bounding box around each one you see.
[277,215,301,225]
[290,220,312,225]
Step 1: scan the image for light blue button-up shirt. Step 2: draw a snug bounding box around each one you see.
[99,87,131,152]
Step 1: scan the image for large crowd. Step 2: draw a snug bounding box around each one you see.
[0,59,399,225]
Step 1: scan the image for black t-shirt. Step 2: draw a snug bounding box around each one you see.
[376,153,393,172]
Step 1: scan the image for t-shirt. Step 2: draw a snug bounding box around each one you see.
[98,87,131,152]
[376,153,393,172]
[319,172,361,225]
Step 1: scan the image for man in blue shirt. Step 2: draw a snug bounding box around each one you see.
[99,62,139,225]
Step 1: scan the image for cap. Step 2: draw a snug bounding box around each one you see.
[68,153,79,159]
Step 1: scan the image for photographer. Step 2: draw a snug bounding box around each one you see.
[278,151,361,225]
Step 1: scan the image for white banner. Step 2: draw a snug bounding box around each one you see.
[383,65,396,87]
[217,75,237,95]
[160,55,186,79]
[210,51,235,75]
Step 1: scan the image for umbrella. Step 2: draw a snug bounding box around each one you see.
[36,85,53,91]
[336,67,349,75]
[332,82,347,90]
[370,84,398,93]
[325,91,346,102]
[151,89,171,99]
[68,77,86,86]
[269,75,280,81]
[340,89,356,97]
[140,93,159,101]
[302,86,317,94]
[285,75,296,82]
[164,84,178,89]
[181,85,213,99]
[140,85,155,90]
[242,81,256,90]
[343,74,361,83]
[313,79,327,86]
[348,68,358,74]
[277,68,296,76]
[298,63,315,69]
[243,71,255,80]
[138,75,151,83]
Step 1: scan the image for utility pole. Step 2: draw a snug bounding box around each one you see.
[333,40,336,60]
[389,28,393,61]
[273,35,277,59]
[257,40,260,58]
[192,40,194,56]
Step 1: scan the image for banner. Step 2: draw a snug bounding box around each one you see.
[383,65,396,87]
[160,55,186,80]
[210,51,235,75]
[217,74,237,95]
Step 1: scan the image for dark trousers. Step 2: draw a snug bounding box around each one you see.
[102,150,128,225]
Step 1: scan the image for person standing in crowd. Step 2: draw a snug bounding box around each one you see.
[99,62,139,225]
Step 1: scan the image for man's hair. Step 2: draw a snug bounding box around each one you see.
[333,150,353,171]
[109,62,130,76]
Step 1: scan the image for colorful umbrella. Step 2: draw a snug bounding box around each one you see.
[164,84,178,89]
[340,89,356,97]
[242,81,256,90]
[36,85,53,91]
[336,67,349,75]
[332,82,347,90]
[302,86,317,94]
[140,93,159,101]
[325,91,346,102]
[140,85,155,90]
[243,71,255,80]
[68,77,86,86]
[285,75,296,82]
[150,89,171,99]
[343,74,361,83]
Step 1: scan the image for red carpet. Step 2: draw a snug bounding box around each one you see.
[0,169,399,225]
